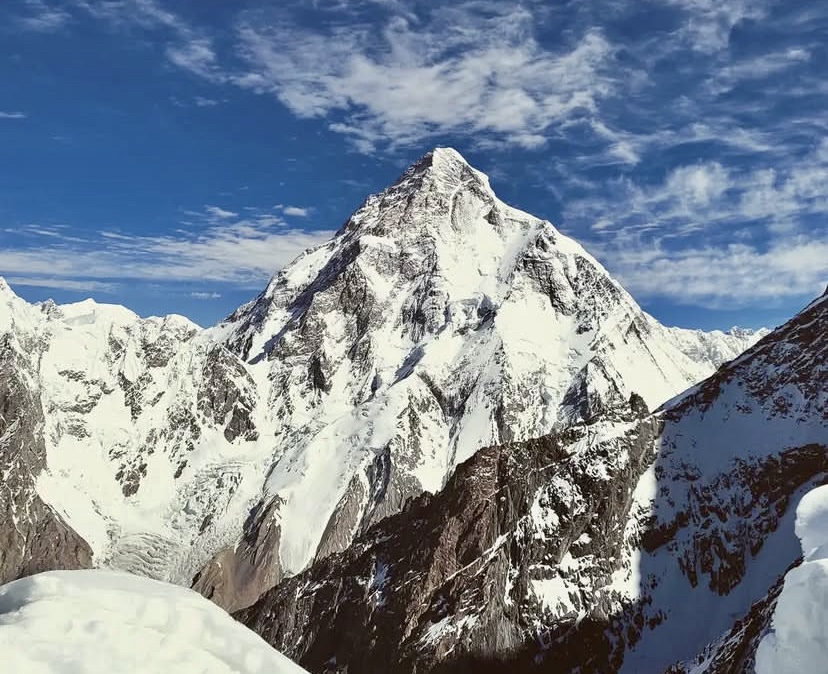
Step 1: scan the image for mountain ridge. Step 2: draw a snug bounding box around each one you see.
[0,148,769,615]
[235,288,827,673]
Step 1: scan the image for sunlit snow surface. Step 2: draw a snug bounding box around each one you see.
[0,150,768,587]
[755,485,828,674]
[0,570,308,674]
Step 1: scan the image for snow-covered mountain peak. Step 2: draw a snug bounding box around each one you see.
[404,146,477,180]
[0,275,13,296]
[0,277,36,327]
[0,152,772,616]
[406,146,493,194]
[234,285,828,674]
[57,297,142,326]
[726,326,770,339]
[425,145,468,164]
[199,151,774,591]
[337,144,537,245]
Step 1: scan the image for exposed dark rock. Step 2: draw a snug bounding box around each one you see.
[0,336,93,585]
[192,495,285,612]
[314,475,366,562]
[236,292,826,673]
[197,346,258,443]
[236,402,661,673]
[663,566,792,674]
[119,371,153,420]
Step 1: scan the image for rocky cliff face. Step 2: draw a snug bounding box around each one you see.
[237,400,659,673]
[0,149,766,613]
[236,291,826,672]
[0,297,93,583]
[0,280,266,589]
[194,148,764,610]
[663,570,788,674]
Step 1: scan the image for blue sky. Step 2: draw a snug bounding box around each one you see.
[1,0,826,330]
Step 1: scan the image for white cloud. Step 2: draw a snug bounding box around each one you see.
[204,205,238,219]
[665,0,770,52]
[663,162,731,209]
[572,161,735,237]
[194,96,221,107]
[588,119,642,165]
[576,119,776,169]
[166,39,223,82]
[707,47,812,93]
[6,0,823,316]
[229,5,616,151]
[566,138,828,308]
[190,291,222,300]
[597,237,827,307]
[51,0,817,173]
[73,0,187,33]
[0,112,27,120]
[5,277,117,293]
[574,139,828,238]
[0,208,334,287]
[281,206,309,217]
[18,0,70,31]
[73,0,224,83]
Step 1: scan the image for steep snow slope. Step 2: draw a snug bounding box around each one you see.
[0,280,273,588]
[195,148,766,606]
[754,485,828,674]
[667,482,828,674]
[235,290,825,673]
[0,570,308,673]
[0,283,93,583]
[0,149,766,612]
[237,402,662,673]
[622,290,827,672]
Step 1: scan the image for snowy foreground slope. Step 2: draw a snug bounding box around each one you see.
[668,482,828,674]
[620,290,827,673]
[0,570,308,673]
[754,485,828,674]
[236,289,826,673]
[0,149,766,613]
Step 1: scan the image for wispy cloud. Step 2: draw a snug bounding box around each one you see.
[7,0,826,318]
[593,238,827,307]
[191,291,222,300]
[0,207,334,287]
[194,96,221,107]
[73,0,189,33]
[664,0,770,52]
[17,0,71,32]
[0,112,27,120]
[166,39,224,82]
[70,0,225,83]
[706,47,811,94]
[280,206,309,217]
[569,139,828,307]
[5,276,117,293]
[204,205,237,219]
[578,161,734,235]
[228,4,616,152]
